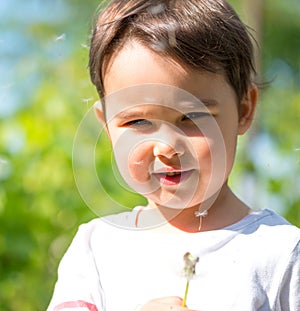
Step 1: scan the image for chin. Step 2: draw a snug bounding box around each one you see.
[149,193,201,210]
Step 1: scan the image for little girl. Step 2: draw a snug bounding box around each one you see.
[48,1,300,310]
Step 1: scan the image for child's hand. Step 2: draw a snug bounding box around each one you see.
[139,296,199,311]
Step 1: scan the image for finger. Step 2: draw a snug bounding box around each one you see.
[141,297,200,311]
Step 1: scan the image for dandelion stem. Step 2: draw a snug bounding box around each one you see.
[182,280,190,307]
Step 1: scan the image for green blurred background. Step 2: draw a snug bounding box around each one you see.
[0,0,299,310]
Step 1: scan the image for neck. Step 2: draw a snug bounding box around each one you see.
[150,184,250,233]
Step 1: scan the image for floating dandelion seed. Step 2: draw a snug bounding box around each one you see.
[195,209,208,230]
[54,34,66,56]
[82,97,93,107]
[133,160,144,166]
[0,157,11,180]
[0,158,7,165]
[148,3,166,15]
[168,28,177,47]
[1,83,14,91]
[0,83,14,102]
[55,33,66,41]
[182,252,199,307]
[168,24,178,47]
[153,39,168,52]
[81,43,89,49]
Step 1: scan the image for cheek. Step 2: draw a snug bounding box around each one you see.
[108,128,149,174]
[193,135,228,187]
[112,135,158,194]
[126,142,155,183]
[192,138,213,168]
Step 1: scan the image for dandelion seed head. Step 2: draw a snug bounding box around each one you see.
[183,252,199,281]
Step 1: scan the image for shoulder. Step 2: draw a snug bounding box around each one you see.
[256,208,298,226]
[244,209,300,261]
[61,210,139,251]
[57,211,138,271]
[252,209,300,238]
[236,209,300,235]
[230,209,300,257]
[74,209,139,242]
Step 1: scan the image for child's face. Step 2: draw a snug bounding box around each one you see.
[98,41,252,210]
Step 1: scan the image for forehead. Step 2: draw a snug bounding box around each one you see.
[103,40,189,94]
[103,84,215,119]
[103,40,237,113]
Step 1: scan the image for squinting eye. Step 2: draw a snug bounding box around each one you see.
[182,112,211,121]
[124,119,152,128]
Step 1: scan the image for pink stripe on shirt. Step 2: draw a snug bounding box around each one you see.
[54,300,98,311]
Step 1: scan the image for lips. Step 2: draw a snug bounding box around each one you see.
[153,169,194,186]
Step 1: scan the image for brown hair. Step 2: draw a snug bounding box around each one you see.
[89,0,256,102]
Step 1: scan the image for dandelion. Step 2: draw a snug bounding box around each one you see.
[182,252,199,307]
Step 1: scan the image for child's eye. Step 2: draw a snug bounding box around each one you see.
[182,112,211,121]
[124,119,152,128]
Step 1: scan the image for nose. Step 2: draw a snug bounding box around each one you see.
[153,124,185,159]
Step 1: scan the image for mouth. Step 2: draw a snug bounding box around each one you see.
[153,169,194,186]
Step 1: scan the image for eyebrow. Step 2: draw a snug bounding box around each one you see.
[113,99,219,120]
[115,110,156,120]
[201,99,219,106]
[177,98,219,109]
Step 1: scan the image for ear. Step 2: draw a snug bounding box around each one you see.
[238,84,258,135]
[94,100,110,137]
[94,100,105,123]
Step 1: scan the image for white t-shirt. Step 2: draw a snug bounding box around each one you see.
[47,209,300,311]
